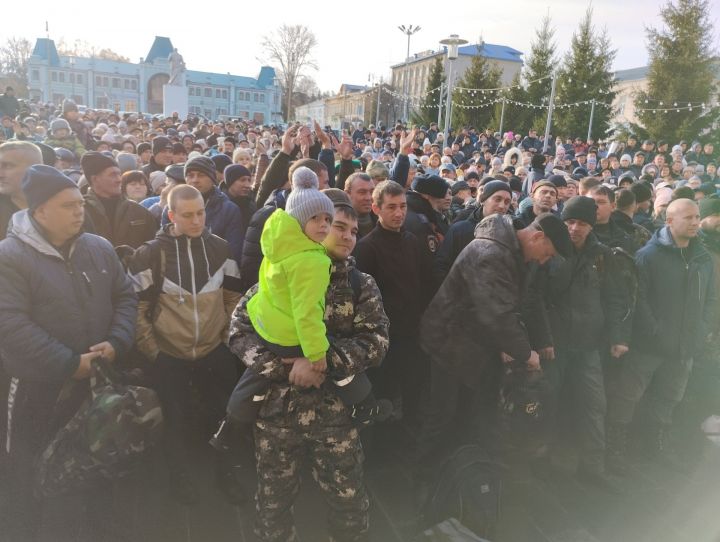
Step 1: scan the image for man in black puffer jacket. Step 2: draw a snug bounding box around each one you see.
[0,166,137,540]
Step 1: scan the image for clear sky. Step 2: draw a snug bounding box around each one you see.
[5,0,719,91]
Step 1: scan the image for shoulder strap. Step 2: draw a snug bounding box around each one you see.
[146,241,166,320]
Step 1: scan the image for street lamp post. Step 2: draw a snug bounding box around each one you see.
[398,25,421,123]
[69,57,75,103]
[439,34,468,148]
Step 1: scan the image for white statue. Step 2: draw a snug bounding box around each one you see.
[168,48,186,86]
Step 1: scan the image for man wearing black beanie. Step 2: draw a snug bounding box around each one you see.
[82,151,158,248]
[537,196,634,492]
[222,164,256,238]
[0,164,137,539]
[405,174,450,264]
[141,136,173,178]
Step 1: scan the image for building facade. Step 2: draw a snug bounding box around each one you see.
[27,36,283,123]
[390,42,523,108]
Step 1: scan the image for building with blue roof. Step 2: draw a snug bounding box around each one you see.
[390,41,523,112]
[27,36,283,123]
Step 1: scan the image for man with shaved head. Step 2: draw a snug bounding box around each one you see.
[0,141,43,240]
[606,199,717,472]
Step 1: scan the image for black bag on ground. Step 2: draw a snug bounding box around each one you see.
[422,444,502,540]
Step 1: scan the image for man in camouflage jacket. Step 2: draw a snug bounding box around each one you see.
[228,203,389,542]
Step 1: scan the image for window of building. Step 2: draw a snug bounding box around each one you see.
[69,73,75,84]
[241,111,249,119]
[253,93,259,102]
[124,79,130,89]
[130,79,136,90]
[51,71,57,82]
[204,88,212,98]
[52,93,65,104]
[253,112,264,124]
[72,95,83,105]
[245,92,251,101]
[103,77,109,87]
[221,89,227,99]
[31,69,39,81]
[260,94,265,103]
[215,89,221,98]
[112,78,120,88]
[125,100,136,112]
[59,72,65,83]
[189,87,195,96]
[96,75,102,86]
[216,107,227,116]
[113,102,120,112]
[96,96,108,109]
[77,74,83,85]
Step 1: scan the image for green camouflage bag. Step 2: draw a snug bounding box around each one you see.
[35,358,163,497]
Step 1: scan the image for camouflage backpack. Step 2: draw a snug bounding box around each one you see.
[35,358,163,498]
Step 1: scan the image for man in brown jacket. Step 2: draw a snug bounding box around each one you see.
[81,151,158,248]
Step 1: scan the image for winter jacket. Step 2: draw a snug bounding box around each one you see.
[240,189,287,291]
[228,256,389,421]
[434,204,484,283]
[44,134,87,158]
[593,218,639,255]
[0,211,137,382]
[354,223,432,339]
[389,153,410,188]
[128,225,242,361]
[632,226,716,360]
[141,158,167,179]
[546,233,635,349]
[0,93,19,118]
[419,214,531,388]
[247,209,331,362]
[521,136,541,153]
[404,190,446,265]
[633,208,657,233]
[611,210,651,250]
[0,194,20,240]
[84,190,159,249]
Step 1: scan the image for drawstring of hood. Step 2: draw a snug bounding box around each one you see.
[201,236,211,281]
[174,237,185,304]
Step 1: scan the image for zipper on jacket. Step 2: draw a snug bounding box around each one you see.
[187,237,200,359]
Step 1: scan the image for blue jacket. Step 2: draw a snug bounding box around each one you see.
[0,211,137,382]
[632,226,716,359]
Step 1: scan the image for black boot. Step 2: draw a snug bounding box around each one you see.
[606,422,630,476]
[351,396,394,426]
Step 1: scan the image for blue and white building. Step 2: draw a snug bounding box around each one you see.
[27,36,283,123]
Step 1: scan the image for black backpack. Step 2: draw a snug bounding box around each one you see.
[423,444,502,540]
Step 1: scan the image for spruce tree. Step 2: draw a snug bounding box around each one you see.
[452,46,503,131]
[554,7,617,141]
[634,0,718,141]
[524,14,558,132]
[413,57,445,127]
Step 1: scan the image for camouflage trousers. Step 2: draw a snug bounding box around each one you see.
[253,393,369,542]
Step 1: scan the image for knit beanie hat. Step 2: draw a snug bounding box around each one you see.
[116,152,139,173]
[35,142,57,166]
[149,171,167,193]
[211,153,232,174]
[285,166,335,229]
[366,159,389,180]
[184,156,216,182]
[548,174,568,188]
[61,99,78,114]
[152,136,173,155]
[480,180,512,202]
[561,196,597,226]
[411,174,450,199]
[620,154,632,162]
[81,151,118,180]
[630,181,653,203]
[700,196,720,220]
[50,118,71,135]
[23,165,78,211]
[224,164,251,188]
[531,154,545,169]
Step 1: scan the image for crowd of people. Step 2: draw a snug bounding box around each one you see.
[0,87,718,542]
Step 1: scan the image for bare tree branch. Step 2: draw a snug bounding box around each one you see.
[0,37,33,88]
[261,24,318,121]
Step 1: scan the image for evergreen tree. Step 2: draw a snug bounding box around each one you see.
[491,72,530,134]
[412,57,445,126]
[634,0,718,141]
[554,7,617,141]
[524,14,558,131]
[452,46,503,131]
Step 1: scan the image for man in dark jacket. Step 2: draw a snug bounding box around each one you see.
[612,188,652,249]
[434,180,512,282]
[0,165,137,539]
[141,136,174,178]
[521,129,542,154]
[415,212,572,483]
[404,174,449,264]
[631,181,656,232]
[354,180,434,422]
[222,164,256,242]
[182,155,244,266]
[588,185,639,254]
[514,180,558,228]
[543,197,635,491]
[607,199,716,469]
[82,151,158,248]
[0,86,19,119]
